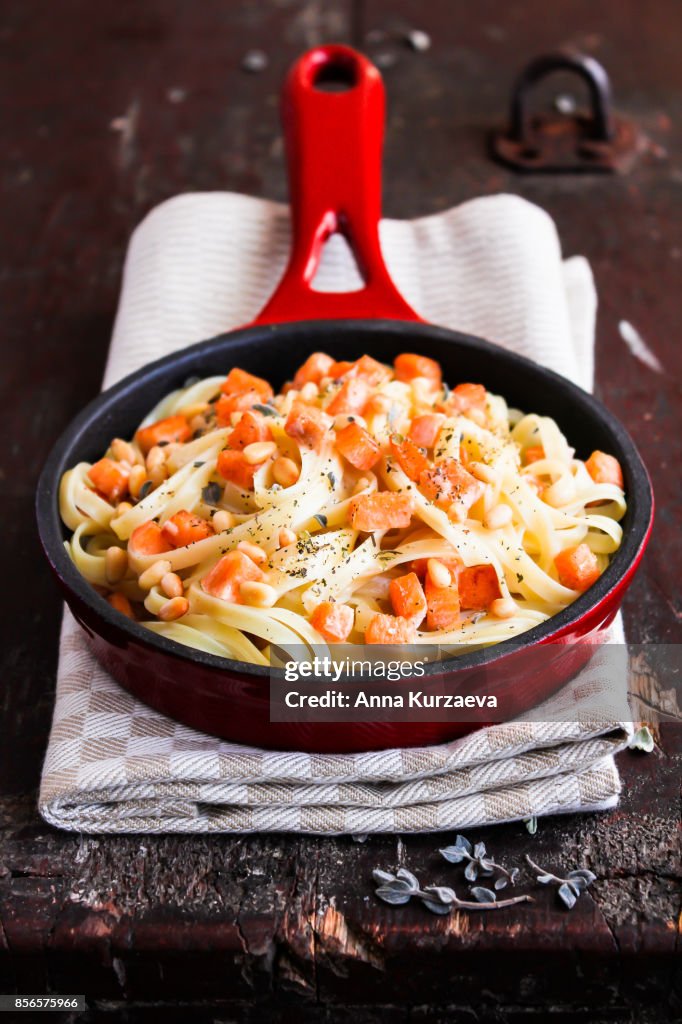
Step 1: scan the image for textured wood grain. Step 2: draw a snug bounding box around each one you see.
[0,0,680,1018]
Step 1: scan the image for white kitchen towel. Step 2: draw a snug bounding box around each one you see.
[39,191,629,835]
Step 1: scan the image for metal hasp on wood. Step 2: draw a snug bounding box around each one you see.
[492,52,642,173]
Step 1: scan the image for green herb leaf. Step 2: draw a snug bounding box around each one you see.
[253,403,279,417]
[422,885,456,905]
[439,845,468,865]
[464,860,478,882]
[420,897,454,915]
[421,886,457,913]
[470,886,497,904]
[375,886,413,906]
[525,854,595,910]
[202,482,222,505]
[567,869,596,888]
[629,725,655,753]
[372,868,397,885]
[395,867,420,890]
[557,883,577,910]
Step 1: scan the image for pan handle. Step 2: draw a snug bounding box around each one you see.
[252,45,421,325]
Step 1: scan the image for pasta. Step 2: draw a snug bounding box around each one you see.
[59,351,626,663]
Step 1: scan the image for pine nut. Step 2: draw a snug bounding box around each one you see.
[230,412,242,427]
[162,442,181,461]
[148,463,167,488]
[299,381,318,401]
[146,446,166,472]
[115,501,134,517]
[158,596,189,621]
[128,465,147,499]
[469,461,497,484]
[111,438,137,464]
[272,456,300,487]
[484,504,513,530]
[237,540,267,564]
[491,597,517,619]
[427,558,451,589]
[239,581,278,607]
[105,546,128,584]
[543,474,576,507]
[108,592,134,618]
[160,572,183,598]
[243,441,277,465]
[278,528,297,548]
[139,559,172,590]
[212,510,235,532]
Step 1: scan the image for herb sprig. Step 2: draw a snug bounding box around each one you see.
[373,832,599,916]
[525,855,596,909]
[373,868,532,914]
[439,834,519,890]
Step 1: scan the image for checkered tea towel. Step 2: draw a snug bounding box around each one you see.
[39,192,632,833]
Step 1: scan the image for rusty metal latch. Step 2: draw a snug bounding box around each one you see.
[492,52,641,173]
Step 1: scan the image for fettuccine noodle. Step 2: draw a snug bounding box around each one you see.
[59,351,626,661]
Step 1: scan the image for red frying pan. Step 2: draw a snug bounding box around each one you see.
[37,45,653,752]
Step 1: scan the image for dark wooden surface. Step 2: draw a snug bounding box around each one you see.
[1,1,681,1020]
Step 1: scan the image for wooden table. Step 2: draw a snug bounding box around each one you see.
[1,2,680,1019]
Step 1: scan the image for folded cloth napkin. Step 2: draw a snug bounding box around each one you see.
[39,192,632,834]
